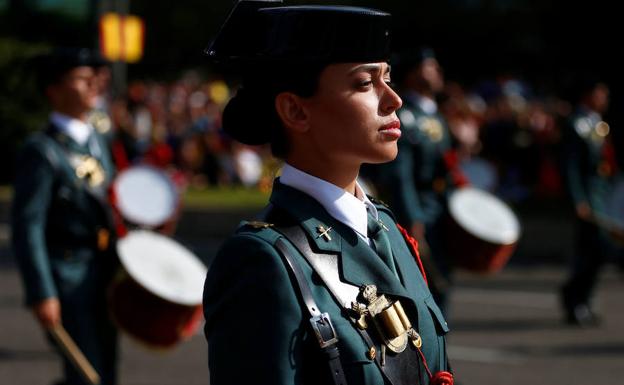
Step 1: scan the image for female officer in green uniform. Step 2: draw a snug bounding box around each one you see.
[202,2,453,384]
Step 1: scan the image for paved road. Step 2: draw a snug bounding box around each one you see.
[448,268,624,385]
[2,260,623,385]
[1,204,624,385]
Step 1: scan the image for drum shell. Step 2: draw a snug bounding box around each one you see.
[445,215,516,273]
[108,271,203,349]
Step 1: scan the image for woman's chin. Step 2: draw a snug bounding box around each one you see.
[366,145,398,164]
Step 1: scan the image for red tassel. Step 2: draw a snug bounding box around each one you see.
[416,344,454,384]
[442,149,470,187]
[431,371,454,385]
[396,224,428,286]
[602,139,618,176]
[111,139,130,171]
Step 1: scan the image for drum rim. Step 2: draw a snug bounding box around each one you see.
[449,187,521,245]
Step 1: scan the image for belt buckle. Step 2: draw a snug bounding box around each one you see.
[310,312,338,348]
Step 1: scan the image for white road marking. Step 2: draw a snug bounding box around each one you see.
[454,288,557,309]
[448,345,526,364]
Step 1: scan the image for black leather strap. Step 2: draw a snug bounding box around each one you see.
[274,237,348,385]
[275,224,425,385]
[275,226,399,385]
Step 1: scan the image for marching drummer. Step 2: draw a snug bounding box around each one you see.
[560,78,617,327]
[380,48,467,314]
[12,48,119,385]
[203,1,453,385]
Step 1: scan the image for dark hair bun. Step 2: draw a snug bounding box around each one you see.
[222,87,274,145]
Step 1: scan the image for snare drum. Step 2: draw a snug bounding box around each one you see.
[111,165,179,229]
[108,230,207,348]
[447,187,521,273]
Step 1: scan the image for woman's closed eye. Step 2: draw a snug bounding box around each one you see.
[355,77,393,90]
[356,79,373,89]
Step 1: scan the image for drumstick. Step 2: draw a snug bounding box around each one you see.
[48,324,101,385]
[591,213,624,234]
[588,213,624,245]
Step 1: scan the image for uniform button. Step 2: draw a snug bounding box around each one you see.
[366,346,376,360]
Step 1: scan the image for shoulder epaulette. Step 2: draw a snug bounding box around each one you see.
[367,196,398,223]
[242,220,274,229]
[368,195,390,209]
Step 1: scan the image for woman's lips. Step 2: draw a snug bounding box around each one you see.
[380,120,401,139]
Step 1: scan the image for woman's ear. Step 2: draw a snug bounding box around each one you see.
[275,92,310,133]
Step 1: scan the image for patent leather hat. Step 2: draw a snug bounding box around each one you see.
[206,0,393,64]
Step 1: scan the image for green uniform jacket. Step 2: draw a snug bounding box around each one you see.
[563,108,614,215]
[386,92,453,227]
[11,123,116,306]
[203,180,450,385]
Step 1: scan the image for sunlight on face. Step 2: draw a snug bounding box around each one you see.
[302,62,403,166]
[49,66,99,114]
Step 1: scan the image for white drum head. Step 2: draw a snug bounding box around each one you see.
[117,231,207,306]
[114,166,178,227]
[449,187,520,245]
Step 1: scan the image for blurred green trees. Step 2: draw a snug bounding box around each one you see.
[0,38,49,183]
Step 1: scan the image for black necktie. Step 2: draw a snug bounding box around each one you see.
[367,212,399,278]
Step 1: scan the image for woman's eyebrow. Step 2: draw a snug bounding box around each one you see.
[349,63,390,75]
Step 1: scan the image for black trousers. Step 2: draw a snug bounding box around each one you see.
[561,219,610,310]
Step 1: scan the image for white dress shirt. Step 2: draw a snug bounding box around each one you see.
[50,111,93,146]
[280,163,379,244]
[403,91,438,115]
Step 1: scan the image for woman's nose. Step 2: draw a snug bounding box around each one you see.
[381,84,402,115]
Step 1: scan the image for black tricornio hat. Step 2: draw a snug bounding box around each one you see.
[35,47,108,89]
[206,0,392,65]
[208,1,393,148]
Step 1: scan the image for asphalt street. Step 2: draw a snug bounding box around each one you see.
[1,203,623,385]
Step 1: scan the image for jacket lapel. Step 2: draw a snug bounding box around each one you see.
[47,123,90,155]
[269,180,410,299]
[47,122,114,183]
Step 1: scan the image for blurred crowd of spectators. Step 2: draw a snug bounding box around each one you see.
[106,71,278,192]
[104,69,615,204]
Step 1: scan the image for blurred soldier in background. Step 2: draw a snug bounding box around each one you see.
[560,79,618,327]
[381,48,467,314]
[11,48,119,385]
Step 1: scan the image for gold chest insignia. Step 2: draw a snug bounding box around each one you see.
[71,155,106,187]
[353,285,422,354]
[418,117,444,142]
